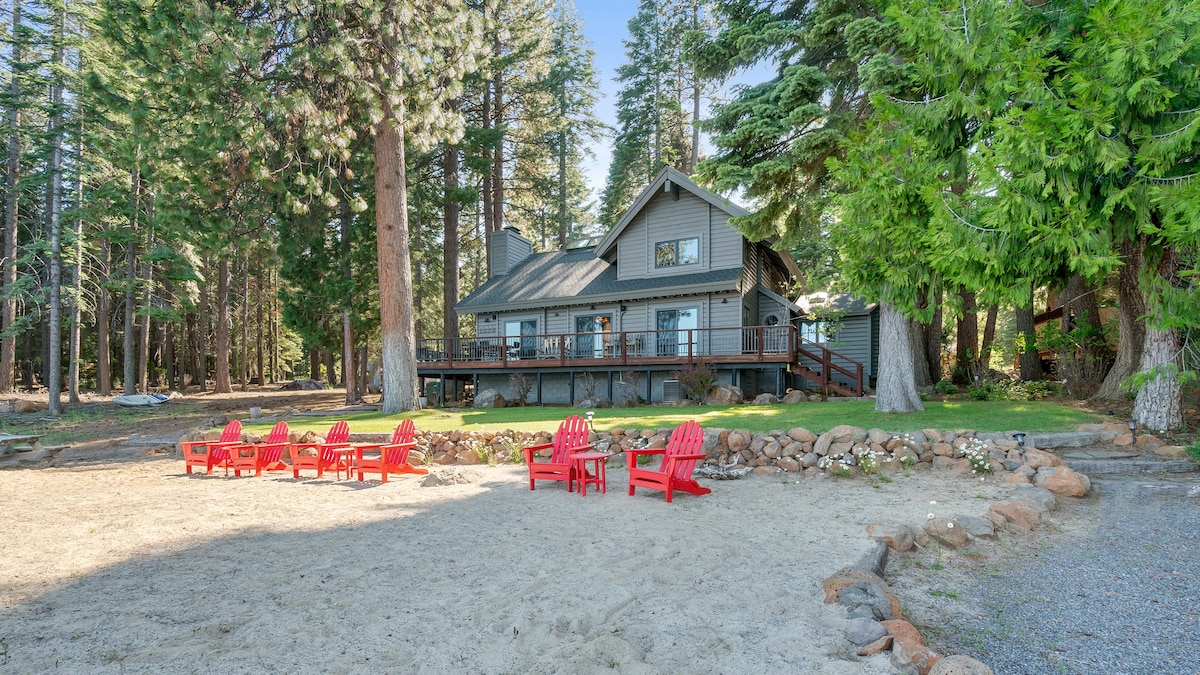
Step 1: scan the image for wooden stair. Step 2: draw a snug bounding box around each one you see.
[792,337,865,397]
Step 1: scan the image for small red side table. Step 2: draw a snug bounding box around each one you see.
[569,452,609,497]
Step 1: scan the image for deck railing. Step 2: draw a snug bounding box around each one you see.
[416,325,797,367]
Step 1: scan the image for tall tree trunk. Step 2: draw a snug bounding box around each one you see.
[953,288,978,384]
[164,314,175,391]
[123,165,139,394]
[1094,239,1147,400]
[978,305,999,373]
[1132,247,1182,432]
[213,256,232,393]
[256,272,264,386]
[323,349,336,387]
[240,253,249,391]
[97,236,112,395]
[375,39,419,413]
[309,348,320,382]
[1015,286,1040,381]
[269,268,278,383]
[46,4,65,414]
[909,317,931,388]
[1,0,22,394]
[688,1,701,173]
[340,193,357,403]
[443,142,461,342]
[491,36,505,238]
[68,131,83,404]
[186,312,198,391]
[197,255,209,392]
[875,302,925,413]
[481,36,495,275]
[557,89,569,249]
[924,287,943,383]
[137,196,154,392]
[1061,273,1107,363]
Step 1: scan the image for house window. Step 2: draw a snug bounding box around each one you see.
[505,319,538,359]
[574,315,612,358]
[656,308,698,356]
[654,237,699,268]
[801,321,828,344]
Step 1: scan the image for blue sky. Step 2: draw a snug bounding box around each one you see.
[573,0,640,201]
[571,0,775,209]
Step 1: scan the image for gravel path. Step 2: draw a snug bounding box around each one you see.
[936,475,1200,674]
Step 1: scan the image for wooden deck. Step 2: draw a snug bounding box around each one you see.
[417,325,865,396]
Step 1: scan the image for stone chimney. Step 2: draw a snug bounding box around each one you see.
[490,226,533,278]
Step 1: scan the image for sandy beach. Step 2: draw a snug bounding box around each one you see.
[0,458,1012,673]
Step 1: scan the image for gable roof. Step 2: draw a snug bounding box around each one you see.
[594,166,750,260]
[456,248,742,314]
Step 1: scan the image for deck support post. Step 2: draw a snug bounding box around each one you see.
[537,372,543,406]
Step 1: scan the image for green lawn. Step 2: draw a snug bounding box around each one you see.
[244,400,1105,437]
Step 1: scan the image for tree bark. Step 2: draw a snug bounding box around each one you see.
[978,305,999,373]
[68,122,83,404]
[46,5,65,414]
[909,316,932,388]
[953,288,978,384]
[240,253,249,391]
[1061,273,1107,363]
[213,256,232,393]
[197,255,209,392]
[1,0,22,394]
[924,288,943,383]
[374,48,420,413]
[123,166,139,394]
[875,302,925,413]
[1132,248,1182,432]
[256,272,264,386]
[137,196,154,392]
[491,36,505,237]
[97,234,112,394]
[1015,287,1040,381]
[1094,238,1146,400]
[443,142,460,343]
[340,193,358,403]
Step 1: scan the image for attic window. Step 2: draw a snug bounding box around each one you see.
[655,237,699,268]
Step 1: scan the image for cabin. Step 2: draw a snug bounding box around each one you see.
[416,167,866,405]
[795,292,880,388]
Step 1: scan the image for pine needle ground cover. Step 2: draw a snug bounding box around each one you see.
[252,401,1104,436]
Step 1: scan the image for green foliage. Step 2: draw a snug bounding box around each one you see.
[934,380,958,395]
[673,360,719,402]
[1186,445,1200,460]
[967,379,1062,402]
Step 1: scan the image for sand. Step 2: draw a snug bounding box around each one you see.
[0,458,1011,674]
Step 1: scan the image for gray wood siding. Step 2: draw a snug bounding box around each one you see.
[797,314,874,383]
[615,191,744,280]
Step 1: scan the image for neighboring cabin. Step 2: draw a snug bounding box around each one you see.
[417,167,866,405]
[795,292,880,387]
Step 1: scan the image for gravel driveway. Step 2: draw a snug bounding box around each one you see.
[929,475,1200,674]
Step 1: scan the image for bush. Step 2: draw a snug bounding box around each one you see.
[673,361,718,402]
[1187,445,1200,460]
[968,384,993,401]
[934,380,959,395]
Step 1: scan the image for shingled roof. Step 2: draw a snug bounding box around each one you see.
[456,247,742,314]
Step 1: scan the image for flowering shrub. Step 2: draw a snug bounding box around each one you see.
[961,439,994,474]
[817,452,855,475]
[855,445,886,474]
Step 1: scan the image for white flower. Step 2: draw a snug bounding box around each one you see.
[927,513,935,520]
[947,523,954,528]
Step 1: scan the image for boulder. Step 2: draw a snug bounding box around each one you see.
[867,428,891,445]
[844,617,889,646]
[989,500,1042,530]
[777,457,801,472]
[953,515,997,539]
[1010,485,1057,513]
[1155,445,1189,459]
[727,430,752,453]
[892,640,942,675]
[923,517,968,548]
[823,568,903,620]
[705,384,744,405]
[838,581,898,621]
[866,522,916,552]
[781,389,807,403]
[1033,466,1091,497]
[281,379,327,390]
[1022,448,1063,469]
[752,393,779,404]
[473,389,506,409]
[929,655,994,675]
[1135,434,1164,451]
[856,635,895,657]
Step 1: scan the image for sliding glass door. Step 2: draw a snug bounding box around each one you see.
[656,308,698,356]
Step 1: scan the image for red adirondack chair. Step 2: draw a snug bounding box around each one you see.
[228,421,291,477]
[522,415,593,491]
[181,420,243,476]
[355,419,429,482]
[288,420,352,479]
[626,420,710,502]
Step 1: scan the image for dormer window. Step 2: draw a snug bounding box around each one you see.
[655,237,699,268]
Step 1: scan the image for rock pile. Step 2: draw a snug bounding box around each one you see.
[824,484,1065,674]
